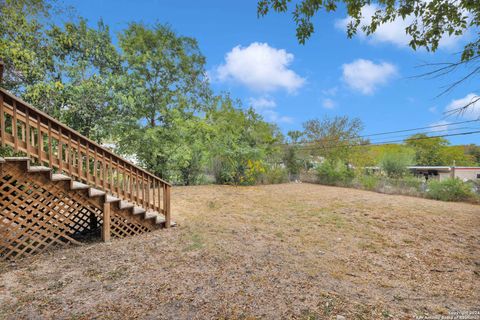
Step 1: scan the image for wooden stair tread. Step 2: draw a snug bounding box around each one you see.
[3,157,30,161]
[119,201,134,209]
[71,181,89,190]
[133,207,146,215]
[89,188,106,197]
[28,166,51,172]
[106,195,120,203]
[51,173,71,181]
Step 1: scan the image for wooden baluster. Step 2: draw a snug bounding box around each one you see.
[102,152,107,190]
[152,179,156,211]
[149,176,153,210]
[85,142,90,184]
[164,185,171,228]
[58,127,63,172]
[0,92,4,147]
[142,172,146,208]
[25,109,31,158]
[110,156,114,195]
[12,101,18,151]
[47,122,53,168]
[94,149,98,187]
[37,115,43,164]
[157,181,162,213]
[129,167,133,203]
[115,159,121,196]
[21,120,25,144]
[67,132,73,175]
[120,163,125,198]
[116,160,121,196]
[77,138,82,181]
[136,170,140,205]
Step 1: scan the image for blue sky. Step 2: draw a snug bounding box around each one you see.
[61,0,480,145]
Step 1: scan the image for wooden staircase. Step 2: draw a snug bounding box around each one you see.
[0,87,173,260]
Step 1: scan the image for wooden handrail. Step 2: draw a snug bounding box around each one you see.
[0,88,171,224]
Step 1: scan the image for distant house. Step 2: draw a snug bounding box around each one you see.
[409,166,480,181]
[365,166,480,181]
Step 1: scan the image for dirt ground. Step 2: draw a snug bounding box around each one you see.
[0,183,479,319]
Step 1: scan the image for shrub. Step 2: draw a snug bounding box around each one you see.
[379,152,413,178]
[241,160,266,185]
[316,161,354,186]
[426,178,474,202]
[357,174,379,191]
[262,166,289,184]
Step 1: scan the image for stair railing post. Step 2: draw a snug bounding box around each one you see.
[102,201,111,242]
[165,184,171,228]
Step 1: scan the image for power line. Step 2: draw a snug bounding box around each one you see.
[361,119,479,138]
[283,119,480,146]
[367,125,480,143]
[293,130,480,152]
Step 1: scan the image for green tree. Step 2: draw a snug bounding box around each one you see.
[438,146,476,166]
[207,95,281,185]
[0,0,53,91]
[405,134,449,165]
[465,144,480,165]
[1,0,122,141]
[282,130,304,178]
[257,0,479,62]
[379,151,414,178]
[25,19,121,141]
[302,116,364,163]
[115,23,211,182]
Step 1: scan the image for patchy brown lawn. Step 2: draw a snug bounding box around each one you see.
[1,183,479,319]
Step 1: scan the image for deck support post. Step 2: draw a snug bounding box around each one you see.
[102,201,111,242]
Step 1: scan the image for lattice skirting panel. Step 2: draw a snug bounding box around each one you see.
[0,162,155,260]
[110,213,154,239]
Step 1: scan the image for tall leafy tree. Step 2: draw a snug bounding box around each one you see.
[116,23,211,182]
[24,19,122,141]
[207,95,281,185]
[405,134,449,165]
[0,0,54,91]
[1,0,122,141]
[302,116,364,163]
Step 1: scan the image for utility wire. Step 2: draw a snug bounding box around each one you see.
[361,119,479,138]
[292,130,480,152]
[367,125,480,143]
[282,119,480,146]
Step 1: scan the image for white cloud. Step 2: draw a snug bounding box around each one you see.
[445,93,480,119]
[214,42,305,93]
[248,97,276,110]
[322,86,338,96]
[429,120,450,133]
[335,4,466,50]
[428,106,438,114]
[322,98,336,109]
[262,109,294,124]
[248,96,292,124]
[342,59,397,95]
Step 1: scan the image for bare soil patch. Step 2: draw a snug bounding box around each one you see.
[1,183,479,319]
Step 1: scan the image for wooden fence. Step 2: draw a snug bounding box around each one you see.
[0,88,171,227]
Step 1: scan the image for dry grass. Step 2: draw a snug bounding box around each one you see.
[1,183,479,319]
